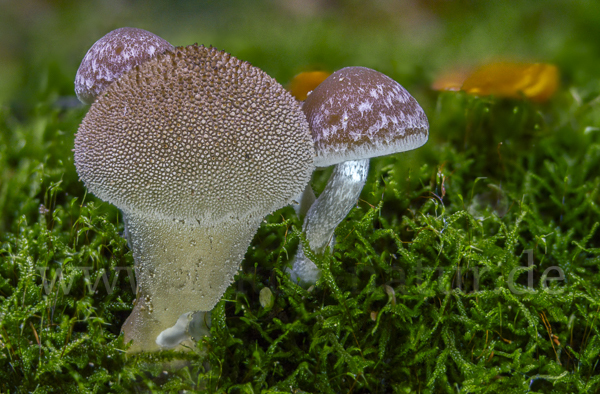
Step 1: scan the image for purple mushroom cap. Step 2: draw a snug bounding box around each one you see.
[75,27,174,104]
[302,66,429,167]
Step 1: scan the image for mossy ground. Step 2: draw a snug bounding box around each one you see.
[1,1,600,392]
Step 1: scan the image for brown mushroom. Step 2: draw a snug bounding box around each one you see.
[289,66,428,284]
[75,44,314,351]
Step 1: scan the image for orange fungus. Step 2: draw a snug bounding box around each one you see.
[431,68,471,92]
[288,70,331,101]
[461,62,559,102]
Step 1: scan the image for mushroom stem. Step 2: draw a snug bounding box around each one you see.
[121,211,260,352]
[289,159,369,285]
[291,183,316,218]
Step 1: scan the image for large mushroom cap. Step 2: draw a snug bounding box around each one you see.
[75,44,314,223]
[75,27,174,105]
[302,66,429,167]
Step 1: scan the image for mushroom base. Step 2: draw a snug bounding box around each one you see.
[289,159,369,285]
[121,211,260,352]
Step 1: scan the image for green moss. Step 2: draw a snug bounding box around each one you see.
[2,1,600,392]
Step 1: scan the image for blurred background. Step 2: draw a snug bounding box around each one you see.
[1,0,599,113]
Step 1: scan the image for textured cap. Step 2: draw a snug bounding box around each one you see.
[302,66,429,167]
[75,27,174,104]
[74,44,314,223]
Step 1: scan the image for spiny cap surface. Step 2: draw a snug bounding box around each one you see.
[74,44,314,223]
[302,66,429,167]
[75,27,174,105]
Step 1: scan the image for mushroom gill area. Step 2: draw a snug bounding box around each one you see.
[74,44,315,352]
[121,211,260,352]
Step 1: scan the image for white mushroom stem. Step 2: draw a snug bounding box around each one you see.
[289,159,369,285]
[121,210,260,352]
[155,312,194,349]
[155,310,211,349]
[291,183,316,218]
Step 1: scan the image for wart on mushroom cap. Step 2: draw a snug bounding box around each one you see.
[75,27,174,105]
[289,66,428,285]
[75,44,315,352]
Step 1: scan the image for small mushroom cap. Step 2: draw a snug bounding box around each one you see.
[302,67,429,167]
[75,27,174,105]
[74,45,314,223]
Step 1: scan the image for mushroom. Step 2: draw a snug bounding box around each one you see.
[74,44,314,352]
[75,27,174,105]
[289,66,429,285]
